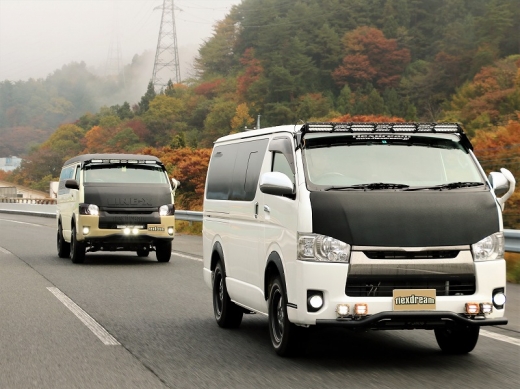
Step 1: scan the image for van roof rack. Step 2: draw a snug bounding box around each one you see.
[300,122,472,150]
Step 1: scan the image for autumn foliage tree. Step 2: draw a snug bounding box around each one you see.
[139,146,212,210]
[332,27,411,91]
[471,118,520,228]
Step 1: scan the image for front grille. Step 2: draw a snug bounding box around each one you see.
[98,210,160,229]
[363,250,459,260]
[345,274,476,297]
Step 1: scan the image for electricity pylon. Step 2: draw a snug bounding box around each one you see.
[152,0,181,91]
[105,0,125,86]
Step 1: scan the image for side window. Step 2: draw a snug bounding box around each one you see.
[206,138,269,201]
[206,144,236,200]
[272,152,295,185]
[58,166,75,195]
[230,139,268,201]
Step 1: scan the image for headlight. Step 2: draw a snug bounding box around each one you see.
[472,232,504,261]
[159,204,175,216]
[79,203,99,216]
[298,233,350,263]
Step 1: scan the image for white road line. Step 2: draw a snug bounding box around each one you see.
[47,287,120,346]
[481,329,520,347]
[0,219,42,227]
[172,251,202,261]
[0,246,11,254]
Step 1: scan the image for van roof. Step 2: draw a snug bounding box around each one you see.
[63,153,162,167]
[214,124,303,144]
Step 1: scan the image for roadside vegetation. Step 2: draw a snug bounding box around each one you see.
[0,0,519,277]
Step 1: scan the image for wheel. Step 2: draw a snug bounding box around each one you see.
[434,326,480,354]
[70,226,85,264]
[155,241,172,262]
[137,247,150,257]
[57,223,70,258]
[268,276,299,356]
[212,261,243,328]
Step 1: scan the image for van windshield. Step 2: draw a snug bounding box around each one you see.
[302,134,484,190]
[84,164,169,185]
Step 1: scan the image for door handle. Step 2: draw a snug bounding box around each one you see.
[254,202,259,219]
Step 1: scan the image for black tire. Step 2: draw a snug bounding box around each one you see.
[57,223,70,258]
[434,326,480,354]
[137,247,150,257]
[268,276,300,357]
[213,261,243,328]
[155,241,172,262]
[70,226,86,264]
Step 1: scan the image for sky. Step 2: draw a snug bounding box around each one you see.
[0,0,243,82]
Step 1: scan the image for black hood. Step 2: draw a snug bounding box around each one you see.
[84,183,171,209]
[310,190,499,247]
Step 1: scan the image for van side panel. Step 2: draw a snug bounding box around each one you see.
[204,138,269,312]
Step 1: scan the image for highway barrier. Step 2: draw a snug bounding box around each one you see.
[0,204,518,253]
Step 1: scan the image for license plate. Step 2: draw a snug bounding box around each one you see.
[393,289,436,311]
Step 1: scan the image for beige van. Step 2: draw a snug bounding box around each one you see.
[56,154,177,263]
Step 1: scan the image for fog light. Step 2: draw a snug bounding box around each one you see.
[354,303,368,316]
[132,227,139,235]
[124,227,131,235]
[336,304,350,317]
[167,226,174,235]
[493,292,506,307]
[309,295,323,309]
[82,226,90,235]
[480,303,493,314]
[465,302,479,315]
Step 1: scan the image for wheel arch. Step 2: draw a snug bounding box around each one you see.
[264,251,286,301]
[211,241,224,272]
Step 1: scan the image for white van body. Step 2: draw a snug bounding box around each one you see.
[202,122,515,356]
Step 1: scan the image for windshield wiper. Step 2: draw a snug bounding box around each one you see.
[404,182,485,191]
[325,183,410,191]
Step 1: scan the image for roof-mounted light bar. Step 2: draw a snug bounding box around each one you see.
[302,122,463,134]
[84,158,162,166]
[300,121,473,150]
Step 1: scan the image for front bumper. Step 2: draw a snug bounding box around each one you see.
[285,252,507,328]
[76,214,175,243]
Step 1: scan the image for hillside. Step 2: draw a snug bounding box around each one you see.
[0,0,519,227]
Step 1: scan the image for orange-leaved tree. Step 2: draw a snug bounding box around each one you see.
[139,146,212,210]
[332,27,411,91]
[472,118,520,228]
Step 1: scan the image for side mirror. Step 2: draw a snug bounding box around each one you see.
[171,178,180,191]
[65,179,79,190]
[488,168,516,211]
[259,172,295,196]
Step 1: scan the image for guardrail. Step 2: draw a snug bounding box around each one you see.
[505,229,520,253]
[0,205,518,252]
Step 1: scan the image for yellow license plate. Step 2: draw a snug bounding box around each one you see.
[393,289,436,311]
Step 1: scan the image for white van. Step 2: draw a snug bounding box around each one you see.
[202,122,516,356]
[57,154,177,263]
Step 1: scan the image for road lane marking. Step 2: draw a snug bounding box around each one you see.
[481,329,520,347]
[0,219,42,227]
[0,246,11,254]
[47,287,120,346]
[172,251,202,261]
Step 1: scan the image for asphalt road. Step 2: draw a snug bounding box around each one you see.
[0,213,519,389]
